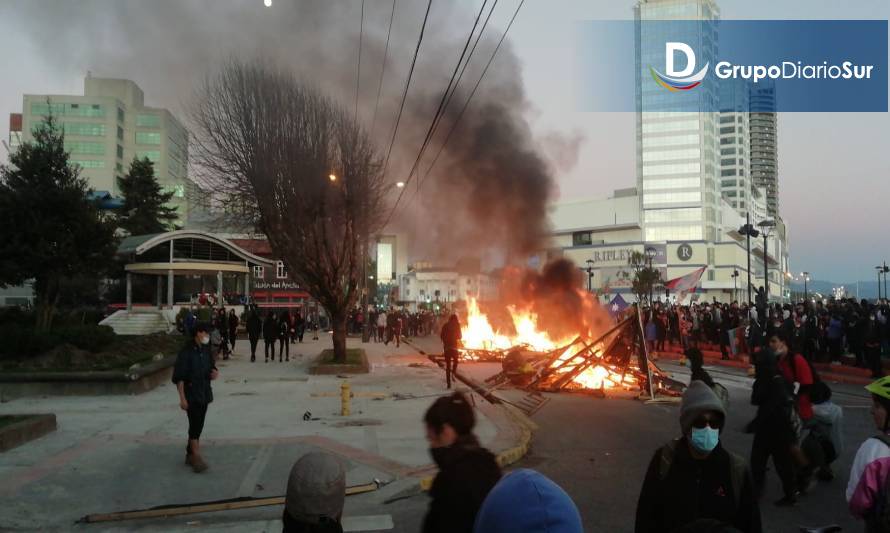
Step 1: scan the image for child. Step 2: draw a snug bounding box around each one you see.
[846,376,890,529]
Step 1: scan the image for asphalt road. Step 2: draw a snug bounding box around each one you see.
[455,358,874,533]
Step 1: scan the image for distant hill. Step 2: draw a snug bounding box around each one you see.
[790,279,884,300]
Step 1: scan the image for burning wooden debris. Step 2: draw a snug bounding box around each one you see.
[482,308,685,399]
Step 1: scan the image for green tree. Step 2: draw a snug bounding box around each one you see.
[628,251,663,305]
[0,115,116,330]
[116,157,179,235]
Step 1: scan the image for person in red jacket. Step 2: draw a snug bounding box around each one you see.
[770,330,814,421]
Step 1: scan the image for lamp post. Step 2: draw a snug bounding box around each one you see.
[884,261,890,300]
[757,219,776,304]
[738,212,760,306]
[731,270,739,302]
[801,272,810,303]
[877,265,884,301]
[585,259,594,293]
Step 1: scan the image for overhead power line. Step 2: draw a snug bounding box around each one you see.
[371,0,397,135]
[379,0,434,186]
[382,0,526,229]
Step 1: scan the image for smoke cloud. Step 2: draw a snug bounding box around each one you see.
[4,0,555,266]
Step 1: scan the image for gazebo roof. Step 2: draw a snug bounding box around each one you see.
[117,230,275,267]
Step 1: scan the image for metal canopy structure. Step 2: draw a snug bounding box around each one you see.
[116,230,276,310]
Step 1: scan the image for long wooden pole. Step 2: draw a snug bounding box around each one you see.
[78,481,380,524]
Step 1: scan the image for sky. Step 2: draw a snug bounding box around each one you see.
[0,0,888,283]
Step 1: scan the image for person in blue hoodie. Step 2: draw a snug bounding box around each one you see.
[473,469,583,533]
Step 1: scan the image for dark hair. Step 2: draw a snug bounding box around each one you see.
[810,381,832,404]
[769,329,791,346]
[424,392,475,436]
[194,322,210,334]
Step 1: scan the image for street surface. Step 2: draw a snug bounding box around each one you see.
[409,335,874,533]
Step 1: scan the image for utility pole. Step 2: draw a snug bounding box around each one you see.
[738,213,759,306]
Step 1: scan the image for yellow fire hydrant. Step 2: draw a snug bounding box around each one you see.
[340,381,351,416]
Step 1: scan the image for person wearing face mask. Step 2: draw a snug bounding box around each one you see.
[636,381,761,532]
[172,323,219,473]
[422,392,501,533]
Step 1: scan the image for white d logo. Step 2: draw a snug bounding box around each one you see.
[665,42,696,77]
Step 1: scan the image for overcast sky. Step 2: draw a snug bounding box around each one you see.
[0,0,887,283]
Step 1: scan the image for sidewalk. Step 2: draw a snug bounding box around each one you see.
[0,333,519,531]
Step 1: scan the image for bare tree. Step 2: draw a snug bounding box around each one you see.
[191,60,387,362]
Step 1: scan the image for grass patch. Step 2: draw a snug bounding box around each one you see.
[318,349,364,365]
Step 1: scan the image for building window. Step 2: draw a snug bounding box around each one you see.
[71,159,105,169]
[63,122,105,136]
[720,169,737,177]
[572,231,592,246]
[276,260,287,279]
[253,266,265,279]
[117,144,124,159]
[117,126,124,140]
[136,131,162,145]
[65,141,105,155]
[708,270,715,281]
[136,114,161,127]
[136,150,161,162]
[117,108,125,122]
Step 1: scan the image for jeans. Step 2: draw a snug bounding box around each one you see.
[264,339,276,360]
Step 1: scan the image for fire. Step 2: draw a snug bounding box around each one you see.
[461,298,572,352]
[460,298,634,391]
[552,344,637,390]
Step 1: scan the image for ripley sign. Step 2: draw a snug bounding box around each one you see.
[589,248,636,265]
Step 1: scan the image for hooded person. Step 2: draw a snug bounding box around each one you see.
[282,452,346,533]
[636,381,761,533]
[472,469,582,533]
[422,392,502,533]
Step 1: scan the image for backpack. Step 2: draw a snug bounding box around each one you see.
[657,439,746,509]
[869,434,890,532]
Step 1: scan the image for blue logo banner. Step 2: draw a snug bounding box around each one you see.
[576,20,888,112]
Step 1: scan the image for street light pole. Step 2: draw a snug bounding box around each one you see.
[757,219,775,305]
[883,261,889,302]
[802,271,809,302]
[732,270,739,302]
[739,212,759,307]
[877,266,884,301]
[585,259,594,293]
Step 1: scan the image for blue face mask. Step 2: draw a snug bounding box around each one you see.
[690,426,720,454]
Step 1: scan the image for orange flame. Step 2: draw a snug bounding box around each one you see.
[460,297,632,390]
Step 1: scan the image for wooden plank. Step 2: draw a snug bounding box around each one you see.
[79,482,380,524]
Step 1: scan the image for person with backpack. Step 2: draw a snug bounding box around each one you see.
[847,376,890,531]
[636,381,761,532]
[804,381,843,483]
[748,349,800,507]
[772,330,815,423]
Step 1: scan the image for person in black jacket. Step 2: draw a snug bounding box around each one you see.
[636,381,761,533]
[172,323,219,473]
[263,311,278,363]
[440,314,462,389]
[423,392,502,533]
[686,348,715,388]
[246,307,262,362]
[278,311,290,362]
[748,350,799,506]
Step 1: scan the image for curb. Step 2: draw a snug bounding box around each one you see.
[0,414,57,452]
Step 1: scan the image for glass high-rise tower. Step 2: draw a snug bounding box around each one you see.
[635,0,720,244]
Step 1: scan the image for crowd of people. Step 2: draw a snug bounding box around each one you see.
[643,295,890,377]
[168,296,890,532]
[347,307,444,344]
